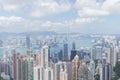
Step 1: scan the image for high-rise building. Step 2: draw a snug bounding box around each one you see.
[72,42,76,50]
[70,42,77,61]
[70,50,77,61]
[60,69,68,80]
[63,43,68,61]
[0,40,3,47]
[78,62,89,80]
[105,48,111,64]
[58,50,63,61]
[88,60,95,80]
[105,45,118,67]
[96,62,112,80]
[41,45,50,68]
[100,64,112,80]
[26,35,30,49]
[53,61,72,80]
[0,61,13,79]
[91,46,103,60]
[35,54,41,66]
[34,66,53,80]
[27,57,34,80]
[13,53,20,80]
[17,57,28,80]
[34,66,44,80]
[72,55,80,80]
[34,45,53,80]
[53,62,61,80]
[44,68,53,80]
[13,53,34,80]
[103,64,112,80]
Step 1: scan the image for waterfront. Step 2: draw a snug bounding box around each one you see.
[0,37,94,57]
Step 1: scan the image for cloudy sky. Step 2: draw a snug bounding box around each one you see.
[0,0,120,34]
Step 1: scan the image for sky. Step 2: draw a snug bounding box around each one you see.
[0,0,120,34]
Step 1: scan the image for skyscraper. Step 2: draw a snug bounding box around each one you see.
[34,66,44,80]
[0,40,3,47]
[98,63,112,80]
[44,68,53,80]
[70,42,77,61]
[26,35,30,49]
[72,55,80,80]
[35,54,41,66]
[60,69,68,80]
[13,53,34,80]
[78,62,89,80]
[63,43,68,61]
[54,62,61,80]
[53,61,72,80]
[41,45,50,68]
[72,42,76,50]
[27,57,34,80]
[91,46,103,60]
[13,53,20,80]
[88,60,95,80]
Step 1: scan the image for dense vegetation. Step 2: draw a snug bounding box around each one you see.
[94,74,100,80]
[0,76,3,80]
[112,62,120,80]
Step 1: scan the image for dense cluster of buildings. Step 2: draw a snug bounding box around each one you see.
[0,35,120,80]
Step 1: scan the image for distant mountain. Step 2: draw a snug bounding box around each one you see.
[0,31,58,37]
[20,31,58,36]
[0,31,87,37]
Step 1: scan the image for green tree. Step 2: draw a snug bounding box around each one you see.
[114,62,120,77]
[112,62,120,80]
[94,74,100,80]
[112,76,119,80]
[0,76,3,80]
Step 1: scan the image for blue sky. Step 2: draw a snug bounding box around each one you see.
[0,0,120,34]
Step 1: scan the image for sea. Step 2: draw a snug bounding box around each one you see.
[0,37,94,57]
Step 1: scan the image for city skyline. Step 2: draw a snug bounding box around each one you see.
[0,0,120,34]
[0,0,120,80]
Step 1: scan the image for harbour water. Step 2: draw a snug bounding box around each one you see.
[0,37,94,57]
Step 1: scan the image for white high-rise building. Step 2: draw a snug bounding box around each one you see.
[105,48,111,64]
[88,60,95,80]
[54,61,72,80]
[110,45,117,67]
[105,46,118,67]
[113,46,118,67]
[34,66,44,80]
[96,62,112,80]
[54,62,61,80]
[41,45,50,68]
[44,68,53,80]
[91,46,103,60]
[60,69,68,80]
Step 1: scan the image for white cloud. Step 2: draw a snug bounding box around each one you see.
[75,0,120,17]
[78,7,109,17]
[0,0,120,33]
[0,0,72,17]
[75,17,99,23]
[3,4,19,12]
[74,0,108,17]
[0,16,24,26]
[102,0,120,14]
[29,0,71,17]
[0,15,102,33]
[0,0,120,18]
